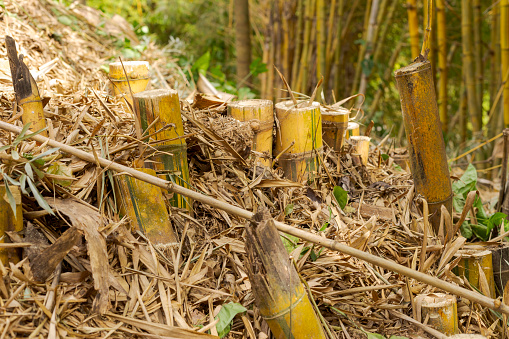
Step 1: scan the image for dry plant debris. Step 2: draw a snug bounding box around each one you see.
[0,0,506,338]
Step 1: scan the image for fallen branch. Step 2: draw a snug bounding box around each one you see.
[1,120,509,316]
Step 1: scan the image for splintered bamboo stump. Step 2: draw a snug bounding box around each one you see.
[0,185,23,264]
[6,36,47,136]
[245,210,326,339]
[345,122,360,140]
[275,101,322,183]
[109,61,150,108]
[395,61,452,234]
[415,293,458,336]
[134,89,191,212]
[453,250,496,298]
[321,106,349,152]
[227,99,274,167]
[117,167,177,246]
[349,136,371,165]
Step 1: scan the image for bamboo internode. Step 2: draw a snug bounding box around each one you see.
[395,61,453,234]
[227,99,274,167]
[321,105,349,152]
[0,186,23,264]
[275,101,322,182]
[454,250,496,298]
[415,293,458,336]
[406,0,420,59]
[109,61,150,108]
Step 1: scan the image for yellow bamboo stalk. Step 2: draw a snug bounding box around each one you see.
[275,101,322,182]
[358,0,381,95]
[133,89,191,212]
[322,106,349,152]
[316,0,325,81]
[407,0,420,59]
[473,0,483,109]
[395,60,452,234]
[0,186,23,264]
[291,0,305,91]
[415,293,458,335]
[228,100,274,167]
[346,122,360,139]
[462,0,481,132]
[437,0,448,131]
[502,0,509,126]
[109,61,150,109]
[454,250,496,298]
[299,0,316,93]
[324,0,337,93]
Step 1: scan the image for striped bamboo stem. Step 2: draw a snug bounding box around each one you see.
[454,250,496,298]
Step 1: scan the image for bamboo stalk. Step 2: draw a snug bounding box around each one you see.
[437,0,448,131]
[415,293,458,335]
[502,0,509,126]
[316,0,325,82]
[473,0,483,111]
[351,0,373,96]
[109,61,150,109]
[3,120,509,315]
[407,0,420,59]
[358,0,381,95]
[0,186,23,264]
[322,106,349,152]
[498,129,509,212]
[372,0,397,63]
[454,250,496,298]
[291,0,304,91]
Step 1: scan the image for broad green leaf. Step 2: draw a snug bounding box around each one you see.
[3,173,20,186]
[30,163,45,179]
[333,186,348,210]
[460,222,472,239]
[471,223,488,240]
[381,153,389,161]
[192,51,210,75]
[452,163,478,196]
[57,15,73,26]
[284,203,294,216]
[215,303,247,338]
[249,57,268,77]
[281,234,299,253]
[26,177,54,215]
[4,180,17,218]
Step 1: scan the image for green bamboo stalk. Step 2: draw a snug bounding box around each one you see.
[324,0,337,98]
[297,0,315,93]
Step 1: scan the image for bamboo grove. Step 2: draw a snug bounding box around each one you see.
[248,0,509,150]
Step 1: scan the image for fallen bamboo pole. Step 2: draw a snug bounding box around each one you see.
[1,120,509,315]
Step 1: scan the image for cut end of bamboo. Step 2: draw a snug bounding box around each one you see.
[349,136,370,165]
[322,106,349,152]
[346,122,360,139]
[415,293,458,336]
[109,61,150,80]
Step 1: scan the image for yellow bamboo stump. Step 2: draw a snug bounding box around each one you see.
[415,293,458,336]
[453,250,496,298]
[245,210,326,339]
[109,61,150,109]
[349,136,371,165]
[227,99,274,167]
[345,122,360,139]
[321,106,349,152]
[275,101,322,183]
[395,60,453,234]
[117,167,177,246]
[133,89,191,212]
[0,185,23,264]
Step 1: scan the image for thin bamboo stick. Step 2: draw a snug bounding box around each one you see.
[3,120,509,316]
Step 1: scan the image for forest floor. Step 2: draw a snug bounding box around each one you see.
[0,0,505,338]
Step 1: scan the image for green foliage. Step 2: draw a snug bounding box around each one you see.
[284,203,294,216]
[215,302,247,338]
[333,186,348,210]
[281,234,299,253]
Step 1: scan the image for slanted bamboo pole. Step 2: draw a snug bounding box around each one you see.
[462,0,481,132]
[407,0,420,59]
[437,0,448,131]
[454,250,496,298]
[502,0,509,126]
[415,294,458,335]
[109,61,150,109]
[275,101,322,182]
[0,186,23,264]
[3,120,509,316]
[395,61,452,234]
[245,210,326,339]
[228,99,274,167]
[6,36,47,137]
[133,89,191,212]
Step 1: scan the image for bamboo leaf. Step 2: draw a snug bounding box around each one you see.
[11,149,19,160]
[19,174,27,194]
[25,162,34,181]
[30,163,45,179]
[28,147,60,163]
[215,303,247,338]
[333,186,348,210]
[13,122,32,144]
[4,180,17,217]
[284,203,294,216]
[26,177,53,215]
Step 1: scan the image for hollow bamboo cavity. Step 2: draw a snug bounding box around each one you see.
[275,101,322,182]
[134,89,191,212]
[227,99,274,167]
[321,106,349,152]
[245,210,326,339]
[454,250,496,298]
[0,186,23,264]
[394,61,452,234]
[117,167,177,246]
[349,136,370,165]
[109,61,150,108]
[415,293,458,336]
[345,122,360,139]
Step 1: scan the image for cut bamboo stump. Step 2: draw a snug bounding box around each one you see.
[415,293,458,336]
[349,136,370,165]
[492,244,509,296]
[395,60,453,234]
[453,250,496,298]
[117,167,177,246]
[245,210,326,339]
[275,101,322,183]
[109,61,150,108]
[321,106,349,152]
[0,185,23,264]
[227,99,273,167]
[134,89,191,212]
[345,122,360,139]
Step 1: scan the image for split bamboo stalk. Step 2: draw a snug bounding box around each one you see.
[395,60,452,234]
[6,36,47,137]
[321,106,349,152]
[109,61,150,109]
[0,185,23,264]
[245,210,326,339]
[275,101,322,182]
[133,89,191,212]
[415,293,458,335]
[462,0,481,132]
[349,136,370,165]
[3,120,509,316]
[437,0,448,131]
[407,0,420,59]
[502,0,509,126]
[227,99,274,167]
[454,250,496,298]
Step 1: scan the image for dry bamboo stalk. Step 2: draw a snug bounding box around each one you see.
[407,0,420,59]
[415,293,458,335]
[0,186,23,264]
[2,120,509,316]
[321,106,349,152]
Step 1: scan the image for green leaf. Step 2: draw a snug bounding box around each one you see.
[29,147,59,163]
[192,51,210,75]
[30,163,45,179]
[13,122,32,143]
[366,333,386,339]
[11,149,19,160]
[25,162,34,181]
[389,336,410,339]
[381,154,389,161]
[4,180,17,218]
[215,303,247,338]
[19,174,28,194]
[471,223,488,240]
[47,161,73,187]
[249,57,268,77]
[57,15,73,26]
[284,203,294,216]
[452,163,478,196]
[320,222,329,232]
[26,177,53,215]
[460,222,472,239]
[333,186,348,210]
[280,234,299,253]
